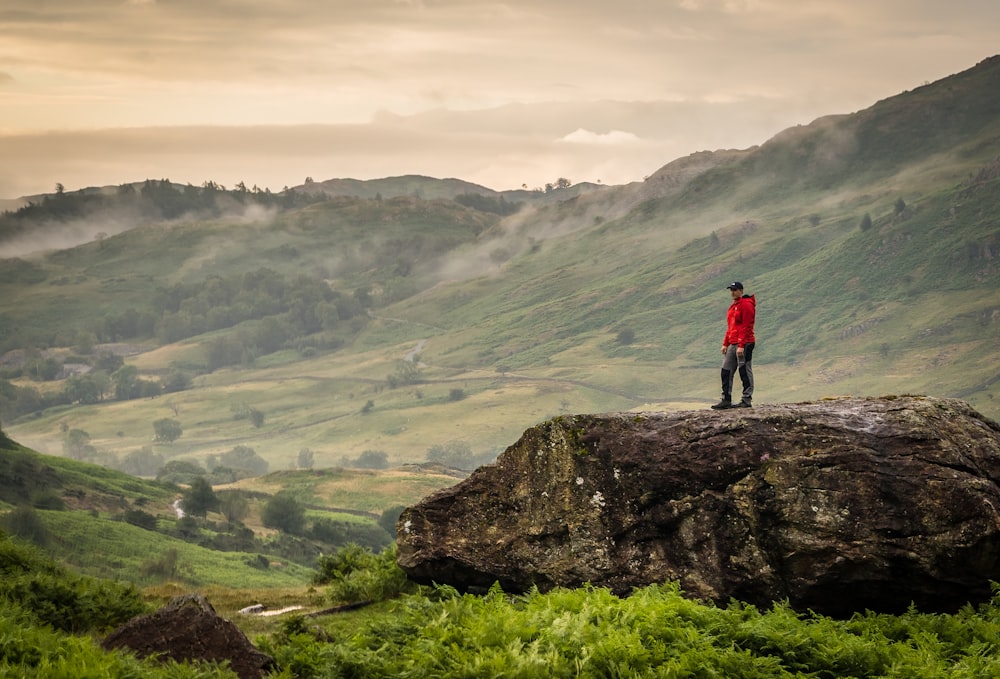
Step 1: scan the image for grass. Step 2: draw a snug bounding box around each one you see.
[226,467,462,515]
[37,509,316,588]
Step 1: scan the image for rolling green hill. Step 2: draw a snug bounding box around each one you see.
[1,55,998,478]
[0,422,176,510]
[0,428,458,587]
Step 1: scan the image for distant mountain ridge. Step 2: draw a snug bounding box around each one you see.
[293,174,607,201]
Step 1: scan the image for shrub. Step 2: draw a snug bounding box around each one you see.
[615,327,636,345]
[245,554,271,570]
[157,459,205,485]
[217,445,269,477]
[141,548,181,580]
[354,449,388,469]
[309,517,391,552]
[259,582,1000,678]
[0,506,51,547]
[379,505,406,538]
[31,491,65,510]
[217,490,250,524]
[0,533,147,632]
[123,508,159,531]
[262,492,306,535]
[313,544,412,604]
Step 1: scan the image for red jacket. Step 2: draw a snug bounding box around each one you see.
[724,294,756,348]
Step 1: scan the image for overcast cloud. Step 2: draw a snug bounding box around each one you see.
[0,0,997,198]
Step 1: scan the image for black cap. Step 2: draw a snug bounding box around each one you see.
[726,281,743,290]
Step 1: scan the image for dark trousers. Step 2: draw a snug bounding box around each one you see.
[721,343,754,402]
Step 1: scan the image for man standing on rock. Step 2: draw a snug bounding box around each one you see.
[711,281,756,409]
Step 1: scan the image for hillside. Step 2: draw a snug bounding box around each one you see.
[0,421,176,511]
[0,55,998,477]
[0,428,458,587]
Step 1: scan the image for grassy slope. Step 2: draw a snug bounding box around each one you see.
[3,57,1000,473]
[36,509,315,587]
[0,430,176,510]
[0,432,458,588]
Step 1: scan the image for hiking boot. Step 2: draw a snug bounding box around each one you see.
[734,399,753,408]
[710,398,732,410]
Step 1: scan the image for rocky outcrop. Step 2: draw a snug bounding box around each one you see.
[397,396,1000,616]
[101,594,275,679]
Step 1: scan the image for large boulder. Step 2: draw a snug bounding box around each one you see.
[397,396,1000,615]
[101,594,275,679]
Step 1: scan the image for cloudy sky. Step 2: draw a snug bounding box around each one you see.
[1,1,997,199]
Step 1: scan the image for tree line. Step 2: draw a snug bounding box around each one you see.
[0,265,376,422]
[0,179,329,242]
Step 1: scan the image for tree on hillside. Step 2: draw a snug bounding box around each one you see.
[231,402,266,428]
[25,355,61,381]
[73,331,96,354]
[255,316,288,354]
[616,327,636,345]
[218,490,250,524]
[205,335,242,371]
[262,492,306,535]
[156,459,205,485]
[162,368,192,393]
[0,380,44,422]
[206,465,241,485]
[153,418,183,443]
[65,373,108,404]
[544,177,572,193]
[297,448,315,469]
[111,365,142,400]
[94,351,124,373]
[63,428,95,460]
[249,407,265,428]
[182,476,219,518]
[218,445,269,478]
[0,506,50,547]
[117,447,164,477]
[354,449,389,469]
[426,440,473,468]
[387,359,421,388]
